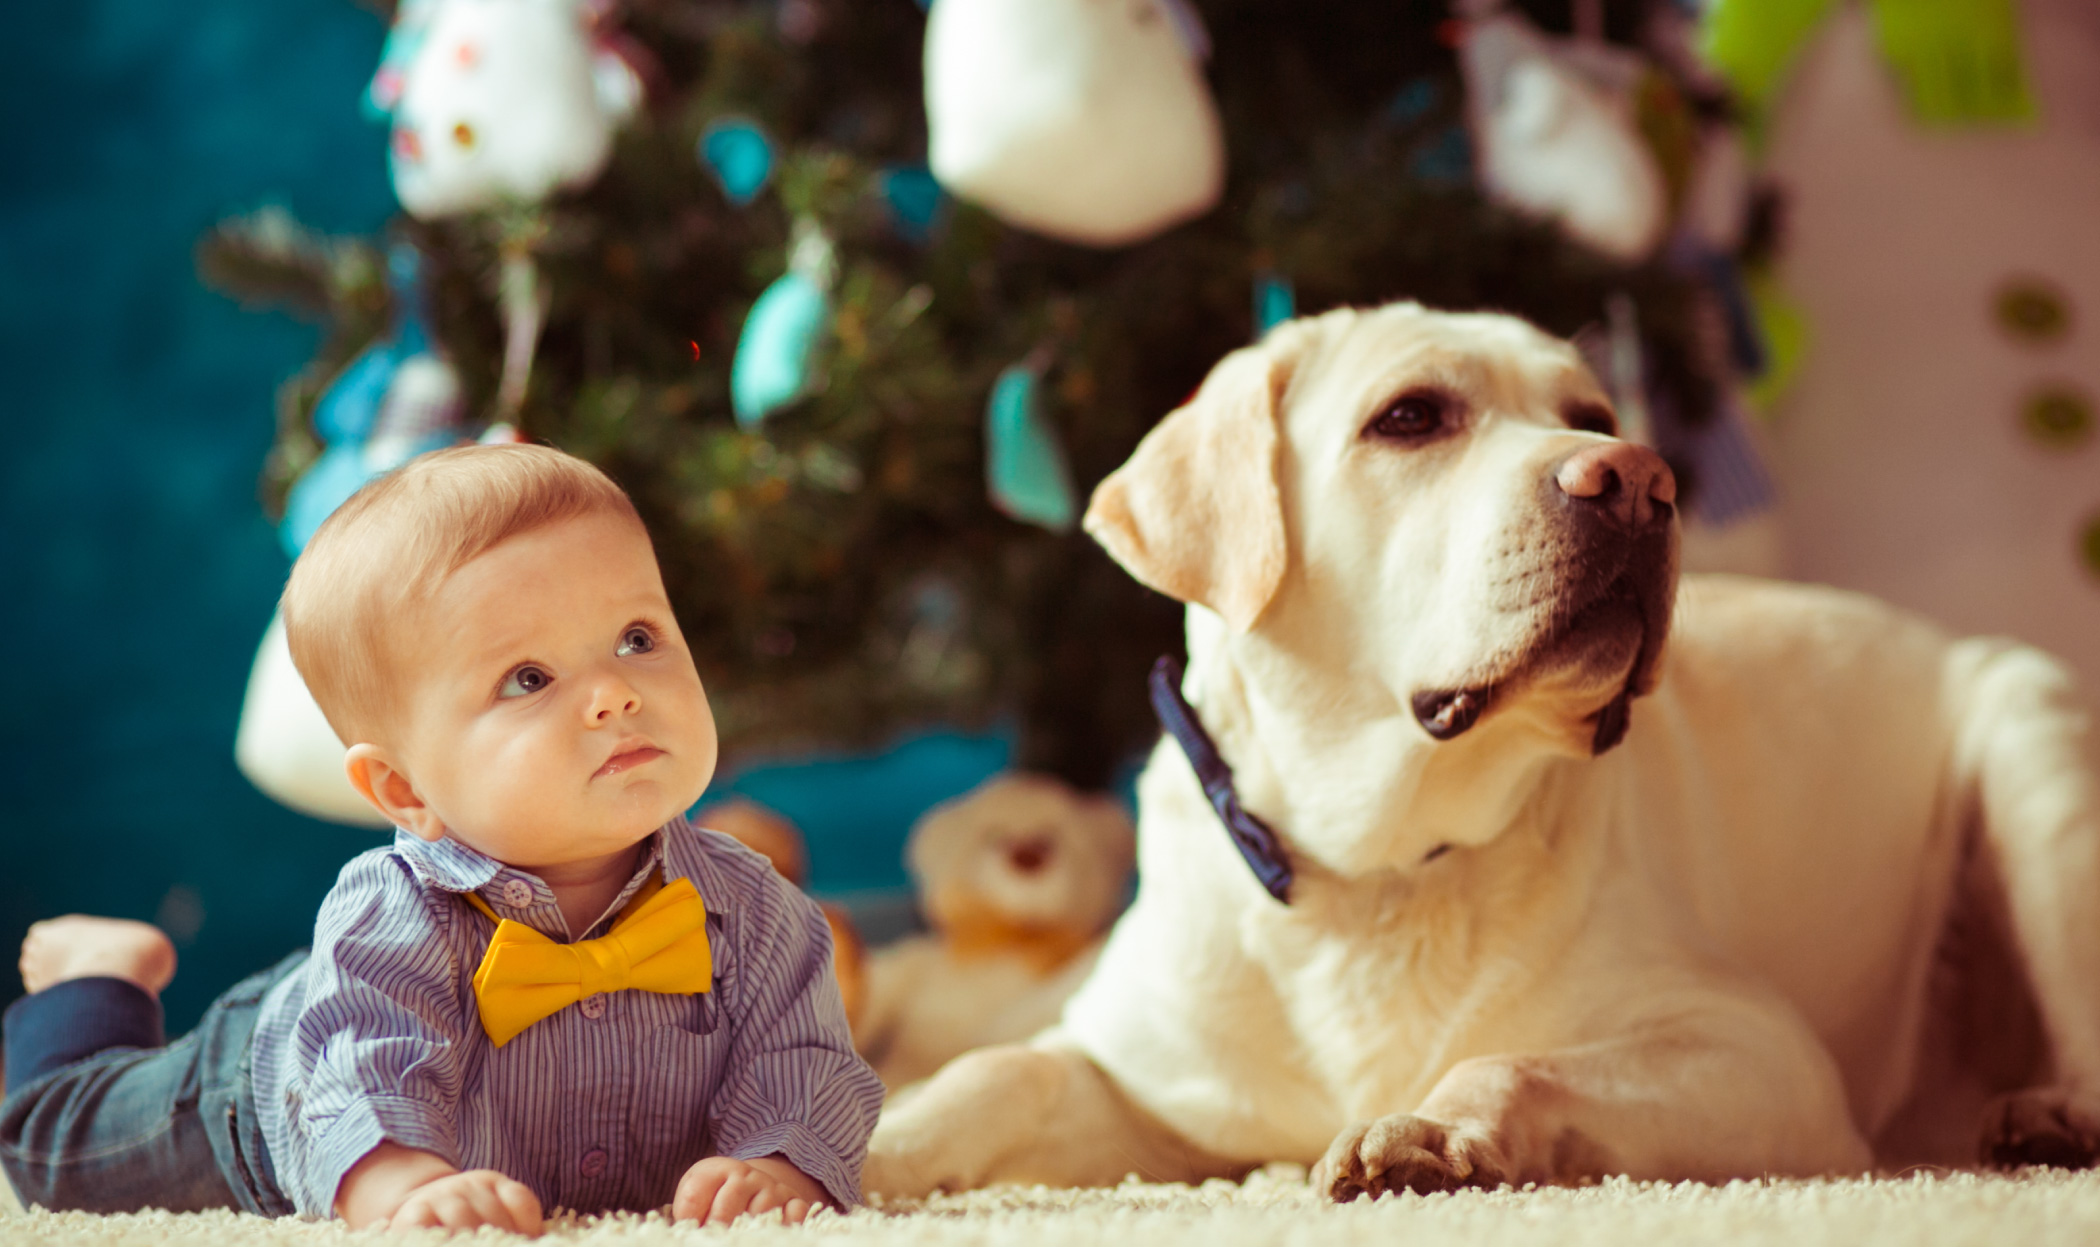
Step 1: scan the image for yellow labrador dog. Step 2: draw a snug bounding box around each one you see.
[864,302,2100,1199]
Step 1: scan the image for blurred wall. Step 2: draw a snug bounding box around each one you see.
[1765,0,2100,708]
[0,0,399,1031]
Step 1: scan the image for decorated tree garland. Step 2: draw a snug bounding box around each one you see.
[203,0,1766,788]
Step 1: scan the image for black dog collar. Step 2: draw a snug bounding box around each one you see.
[1149,656,1294,904]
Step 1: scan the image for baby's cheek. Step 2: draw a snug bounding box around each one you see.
[663,669,720,786]
[473,723,584,828]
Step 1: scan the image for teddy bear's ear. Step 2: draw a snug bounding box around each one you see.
[1083,338,1298,632]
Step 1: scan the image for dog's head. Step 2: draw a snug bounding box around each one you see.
[1086,302,1679,762]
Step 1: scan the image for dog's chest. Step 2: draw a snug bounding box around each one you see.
[1238,852,1584,1125]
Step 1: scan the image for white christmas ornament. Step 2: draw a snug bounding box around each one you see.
[234,611,387,828]
[1458,8,1668,263]
[387,0,630,219]
[924,0,1225,248]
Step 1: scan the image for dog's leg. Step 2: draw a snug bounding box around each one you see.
[1313,995,1871,1199]
[863,1038,1239,1197]
[1953,644,2100,1167]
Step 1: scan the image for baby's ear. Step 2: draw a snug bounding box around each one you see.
[344,744,443,840]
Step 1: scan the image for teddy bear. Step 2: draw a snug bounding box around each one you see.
[855,774,1135,1090]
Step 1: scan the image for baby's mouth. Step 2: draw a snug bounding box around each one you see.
[594,743,666,779]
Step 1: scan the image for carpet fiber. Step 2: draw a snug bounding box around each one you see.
[6,1166,2099,1245]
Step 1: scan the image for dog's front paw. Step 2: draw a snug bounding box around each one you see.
[862,1115,961,1201]
[861,1142,938,1201]
[1312,1114,1510,1202]
[1981,1087,2100,1169]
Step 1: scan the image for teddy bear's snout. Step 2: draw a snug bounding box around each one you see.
[1005,834,1055,875]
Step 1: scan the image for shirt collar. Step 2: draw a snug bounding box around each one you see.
[393,828,503,893]
[393,824,674,938]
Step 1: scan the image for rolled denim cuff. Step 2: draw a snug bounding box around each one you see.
[3,978,164,1094]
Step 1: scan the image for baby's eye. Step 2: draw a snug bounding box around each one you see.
[617,626,656,657]
[498,665,552,699]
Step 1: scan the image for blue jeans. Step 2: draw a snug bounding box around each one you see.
[0,953,303,1215]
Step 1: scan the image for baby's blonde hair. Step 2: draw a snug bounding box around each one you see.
[283,443,644,744]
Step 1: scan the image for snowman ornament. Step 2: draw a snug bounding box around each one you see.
[384,0,637,220]
[1456,2,1669,264]
[378,0,641,414]
[924,0,1225,247]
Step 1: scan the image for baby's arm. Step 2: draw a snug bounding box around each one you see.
[688,851,887,1216]
[337,1141,542,1234]
[274,855,528,1231]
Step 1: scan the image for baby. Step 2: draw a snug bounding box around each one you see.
[0,445,884,1232]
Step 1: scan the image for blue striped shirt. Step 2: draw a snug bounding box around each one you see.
[249,817,883,1218]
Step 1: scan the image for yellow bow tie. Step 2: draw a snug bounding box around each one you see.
[463,874,713,1048]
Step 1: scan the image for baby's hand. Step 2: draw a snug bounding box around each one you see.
[387,1170,544,1235]
[672,1154,827,1225]
[337,1143,543,1236]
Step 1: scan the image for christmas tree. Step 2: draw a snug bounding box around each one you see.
[200,0,1744,790]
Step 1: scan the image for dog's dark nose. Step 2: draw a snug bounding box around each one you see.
[1555,442,1676,530]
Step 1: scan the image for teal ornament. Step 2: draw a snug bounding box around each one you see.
[1409,126,1472,183]
[985,365,1078,532]
[881,165,948,243]
[700,118,775,207]
[1383,78,1438,125]
[1254,273,1296,336]
[732,272,829,427]
[283,243,455,556]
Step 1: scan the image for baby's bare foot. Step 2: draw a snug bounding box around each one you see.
[19,916,177,996]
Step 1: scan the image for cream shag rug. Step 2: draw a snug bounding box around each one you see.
[6,1165,2100,1246]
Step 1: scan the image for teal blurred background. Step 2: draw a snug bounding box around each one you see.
[0,0,1003,1032]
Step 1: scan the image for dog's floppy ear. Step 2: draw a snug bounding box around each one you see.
[1084,342,1288,632]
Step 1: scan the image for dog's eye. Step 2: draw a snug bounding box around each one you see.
[1364,391,1450,442]
[1565,402,1618,436]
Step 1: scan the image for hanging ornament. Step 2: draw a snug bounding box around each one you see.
[923,0,1225,247]
[1698,0,1836,130]
[1664,395,1778,529]
[494,216,551,417]
[1670,239,1768,379]
[1680,123,1754,254]
[1253,272,1296,338]
[1866,0,2034,126]
[1603,291,1653,448]
[1457,6,1669,263]
[1702,0,2034,133]
[881,165,949,244]
[732,220,836,428]
[700,117,776,207]
[282,244,465,557]
[384,0,629,220]
[582,1,649,125]
[984,357,1078,532]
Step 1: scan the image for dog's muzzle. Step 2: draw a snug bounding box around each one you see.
[1409,441,1679,752]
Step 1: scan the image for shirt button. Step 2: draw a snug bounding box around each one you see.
[579,1147,608,1178]
[501,880,534,909]
[579,993,607,1019]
